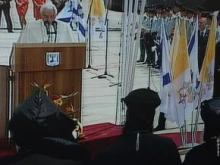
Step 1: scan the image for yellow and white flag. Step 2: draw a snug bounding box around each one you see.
[199,17,217,102]
[89,0,106,37]
[90,0,105,17]
[167,19,193,127]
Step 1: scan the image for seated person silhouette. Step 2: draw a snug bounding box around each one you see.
[92,88,182,165]
[183,98,220,165]
[1,90,90,165]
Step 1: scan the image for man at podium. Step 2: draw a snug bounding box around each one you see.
[17,1,78,43]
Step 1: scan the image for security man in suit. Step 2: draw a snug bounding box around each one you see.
[198,14,209,71]
[142,7,158,66]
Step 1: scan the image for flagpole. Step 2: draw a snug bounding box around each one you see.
[193,85,203,143]
[91,0,114,79]
[127,0,140,92]
[119,0,129,125]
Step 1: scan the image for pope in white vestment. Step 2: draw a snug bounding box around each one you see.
[17,19,78,43]
[17,1,78,43]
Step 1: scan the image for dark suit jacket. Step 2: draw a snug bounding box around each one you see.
[0,0,11,8]
[213,42,220,97]
[92,132,182,165]
[1,137,91,165]
[183,141,220,165]
[198,29,209,71]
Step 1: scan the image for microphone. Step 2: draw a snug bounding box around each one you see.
[43,20,50,34]
[52,21,57,34]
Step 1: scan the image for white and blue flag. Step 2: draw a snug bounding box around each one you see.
[56,0,86,41]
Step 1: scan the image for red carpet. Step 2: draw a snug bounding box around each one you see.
[0,139,16,160]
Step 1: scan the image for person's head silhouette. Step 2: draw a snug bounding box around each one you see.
[122,88,161,135]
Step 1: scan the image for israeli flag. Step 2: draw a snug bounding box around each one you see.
[56,0,86,41]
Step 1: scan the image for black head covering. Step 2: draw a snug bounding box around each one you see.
[123,88,161,109]
[9,90,77,149]
[201,98,220,141]
[122,88,161,134]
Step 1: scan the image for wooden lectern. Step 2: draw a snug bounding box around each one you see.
[10,43,86,121]
[0,65,10,138]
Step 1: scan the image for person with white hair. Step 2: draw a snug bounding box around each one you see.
[17,1,78,43]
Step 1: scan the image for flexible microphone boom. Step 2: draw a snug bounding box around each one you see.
[44,20,50,34]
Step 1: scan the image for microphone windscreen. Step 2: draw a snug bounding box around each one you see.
[44,20,50,26]
[52,21,57,29]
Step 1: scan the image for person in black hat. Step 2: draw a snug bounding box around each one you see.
[183,98,220,165]
[92,88,182,165]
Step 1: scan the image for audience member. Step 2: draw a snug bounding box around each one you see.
[92,88,182,165]
[0,0,13,32]
[17,1,78,43]
[1,90,91,165]
[183,98,220,165]
[213,41,220,97]
[1,137,91,165]
[15,0,29,29]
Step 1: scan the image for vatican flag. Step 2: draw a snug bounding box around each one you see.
[90,0,105,17]
[167,19,193,127]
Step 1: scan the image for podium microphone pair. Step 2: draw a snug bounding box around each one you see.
[44,20,57,43]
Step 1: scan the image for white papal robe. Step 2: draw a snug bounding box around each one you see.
[17,19,78,43]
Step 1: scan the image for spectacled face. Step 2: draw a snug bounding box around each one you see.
[41,9,56,24]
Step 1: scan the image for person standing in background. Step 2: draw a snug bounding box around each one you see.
[198,15,209,71]
[15,0,29,29]
[137,11,148,63]
[142,8,157,66]
[32,0,46,20]
[51,0,67,14]
[0,0,13,32]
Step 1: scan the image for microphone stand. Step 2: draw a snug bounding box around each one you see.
[91,0,114,79]
[85,0,98,71]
